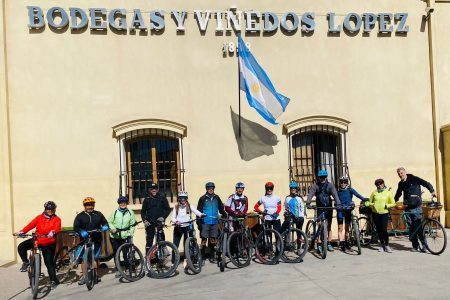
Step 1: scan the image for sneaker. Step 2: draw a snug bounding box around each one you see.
[378,247,385,252]
[20,262,29,272]
[344,241,352,251]
[327,244,334,252]
[183,260,188,269]
[385,246,393,253]
[78,275,85,285]
[411,247,421,252]
[340,242,346,252]
[50,281,58,290]
[317,245,323,255]
[115,271,121,278]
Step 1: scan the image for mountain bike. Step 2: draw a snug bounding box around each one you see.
[216,217,232,272]
[254,211,284,265]
[114,221,145,282]
[280,214,308,263]
[172,219,203,274]
[358,211,377,246]
[305,206,329,259]
[227,214,258,268]
[340,205,362,255]
[15,233,46,299]
[54,230,81,282]
[145,217,180,278]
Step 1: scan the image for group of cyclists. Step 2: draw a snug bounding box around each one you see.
[13,166,437,291]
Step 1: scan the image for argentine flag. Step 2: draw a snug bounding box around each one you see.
[238,36,290,124]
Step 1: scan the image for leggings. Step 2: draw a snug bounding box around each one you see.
[372,213,389,247]
[17,238,57,282]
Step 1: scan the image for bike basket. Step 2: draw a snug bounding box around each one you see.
[425,203,443,220]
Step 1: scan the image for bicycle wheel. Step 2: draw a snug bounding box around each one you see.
[351,218,362,255]
[423,219,447,255]
[29,254,40,299]
[305,220,315,251]
[281,228,308,263]
[227,232,251,268]
[320,220,328,259]
[358,216,374,246]
[220,232,227,272]
[146,241,179,279]
[184,237,202,274]
[84,247,95,290]
[115,243,145,282]
[255,229,283,265]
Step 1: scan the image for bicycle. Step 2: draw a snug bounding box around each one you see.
[15,233,46,299]
[388,200,447,255]
[54,229,102,290]
[305,206,329,259]
[339,205,362,255]
[253,211,284,265]
[357,204,377,246]
[215,217,232,272]
[114,221,145,282]
[145,217,180,278]
[226,214,258,268]
[280,214,308,263]
[171,218,203,274]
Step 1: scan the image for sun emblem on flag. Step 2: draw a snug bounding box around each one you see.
[251,83,260,93]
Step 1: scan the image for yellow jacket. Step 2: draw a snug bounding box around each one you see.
[368,189,396,214]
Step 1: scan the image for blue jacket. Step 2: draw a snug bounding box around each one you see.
[197,193,226,225]
[337,187,365,207]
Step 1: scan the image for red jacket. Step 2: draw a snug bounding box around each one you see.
[21,213,61,246]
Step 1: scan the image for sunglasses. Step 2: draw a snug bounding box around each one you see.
[266,188,274,191]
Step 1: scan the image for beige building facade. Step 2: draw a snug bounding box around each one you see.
[1,0,450,262]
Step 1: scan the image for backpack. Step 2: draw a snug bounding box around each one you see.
[316,182,330,206]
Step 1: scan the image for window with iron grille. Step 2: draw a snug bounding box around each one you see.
[288,125,349,197]
[118,129,184,205]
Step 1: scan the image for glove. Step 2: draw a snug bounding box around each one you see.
[102,224,109,232]
[80,230,88,239]
[271,213,279,219]
[47,230,55,238]
[144,220,150,227]
[201,213,207,218]
[364,201,370,207]
[157,217,164,223]
[14,231,24,236]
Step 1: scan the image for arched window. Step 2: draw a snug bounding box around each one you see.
[283,116,350,196]
[113,119,187,205]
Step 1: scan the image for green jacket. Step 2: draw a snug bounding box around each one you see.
[368,189,396,214]
[108,208,136,239]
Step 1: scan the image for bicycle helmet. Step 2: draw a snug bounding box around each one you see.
[44,201,57,210]
[178,191,188,200]
[265,182,274,189]
[317,169,328,177]
[235,182,245,189]
[117,196,129,204]
[205,182,215,189]
[289,181,299,189]
[83,197,96,205]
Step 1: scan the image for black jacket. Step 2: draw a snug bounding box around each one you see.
[394,174,435,208]
[73,210,108,243]
[141,193,171,223]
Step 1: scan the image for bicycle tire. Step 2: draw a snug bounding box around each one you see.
[146,241,179,279]
[255,229,283,265]
[358,216,373,246]
[351,218,362,255]
[281,228,308,263]
[220,232,227,272]
[30,254,40,299]
[184,237,202,274]
[227,232,251,268]
[320,220,328,259]
[423,219,447,255]
[305,220,315,251]
[84,246,95,290]
[115,243,145,282]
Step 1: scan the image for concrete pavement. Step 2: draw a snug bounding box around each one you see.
[2,234,450,300]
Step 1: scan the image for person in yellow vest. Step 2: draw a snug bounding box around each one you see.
[365,179,396,253]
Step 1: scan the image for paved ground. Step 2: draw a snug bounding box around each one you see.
[2,234,450,300]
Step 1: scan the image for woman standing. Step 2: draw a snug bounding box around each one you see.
[365,179,396,253]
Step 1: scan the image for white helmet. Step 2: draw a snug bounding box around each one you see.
[178,191,188,200]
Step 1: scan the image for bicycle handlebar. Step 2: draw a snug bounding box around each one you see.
[116,221,143,232]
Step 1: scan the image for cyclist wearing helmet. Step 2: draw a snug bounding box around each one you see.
[73,197,109,285]
[141,182,171,253]
[254,182,282,233]
[197,182,227,263]
[306,169,341,254]
[171,191,205,267]
[281,182,305,233]
[337,176,366,252]
[14,201,61,289]
[108,196,136,278]
[226,182,249,232]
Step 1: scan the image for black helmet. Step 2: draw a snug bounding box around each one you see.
[44,201,57,210]
[117,196,129,204]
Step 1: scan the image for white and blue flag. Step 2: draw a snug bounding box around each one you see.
[238,36,290,124]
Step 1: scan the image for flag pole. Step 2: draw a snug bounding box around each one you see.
[238,36,241,138]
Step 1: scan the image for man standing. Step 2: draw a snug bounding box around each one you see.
[141,183,171,254]
[394,167,437,252]
[306,169,341,254]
